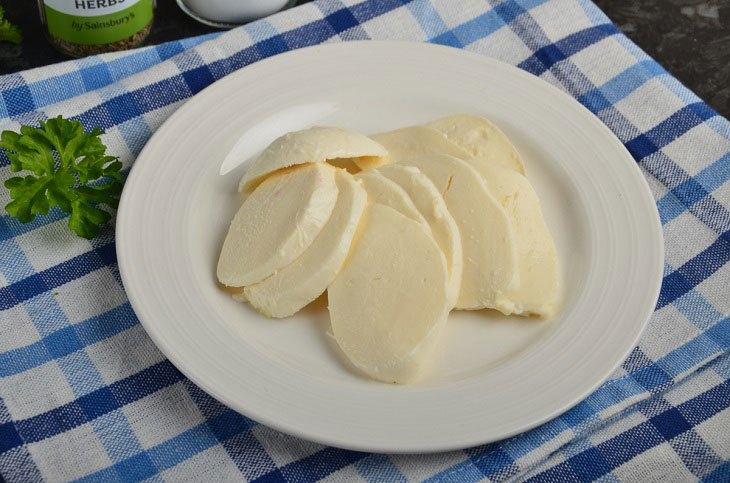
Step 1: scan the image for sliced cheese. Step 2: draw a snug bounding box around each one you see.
[355,170,427,225]
[326,157,362,174]
[397,154,519,312]
[239,127,388,192]
[377,164,462,308]
[244,169,367,318]
[362,126,470,169]
[328,204,450,384]
[462,160,559,317]
[217,163,338,287]
[425,114,526,174]
[345,155,385,170]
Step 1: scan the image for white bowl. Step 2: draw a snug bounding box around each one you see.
[177,0,293,26]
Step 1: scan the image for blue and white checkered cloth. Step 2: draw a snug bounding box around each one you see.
[1,0,729,481]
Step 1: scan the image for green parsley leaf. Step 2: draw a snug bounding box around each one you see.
[0,6,22,45]
[1,116,123,239]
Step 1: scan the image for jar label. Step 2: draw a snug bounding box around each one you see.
[44,0,153,45]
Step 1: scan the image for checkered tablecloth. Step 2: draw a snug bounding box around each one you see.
[1,0,729,481]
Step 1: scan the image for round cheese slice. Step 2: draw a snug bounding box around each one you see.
[462,160,559,318]
[377,164,463,308]
[238,127,388,192]
[398,154,519,312]
[243,169,367,318]
[362,126,470,169]
[328,204,450,384]
[217,163,339,287]
[355,170,427,225]
[424,114,526,174]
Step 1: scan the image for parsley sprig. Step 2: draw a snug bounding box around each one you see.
[0,6,22,44]
[1,116,123,239]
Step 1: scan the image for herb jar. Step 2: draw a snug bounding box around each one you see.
[38,0,154,57]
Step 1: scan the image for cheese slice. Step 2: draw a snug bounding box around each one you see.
[461,160,559,317]
[345,155,385,170]
[327,158,362,174]
[397,154,519,312]
[362,126,470,169]
[244,169,367,318]
[217,163,338,287]
[328,204,450,384]
[425,114,526,174]
[238,127,388,192]
[355,170,427,225]
[377,165,462,308]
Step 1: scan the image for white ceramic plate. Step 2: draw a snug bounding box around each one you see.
[117,42,663,453]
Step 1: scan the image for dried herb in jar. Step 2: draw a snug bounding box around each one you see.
[38,0,154,57]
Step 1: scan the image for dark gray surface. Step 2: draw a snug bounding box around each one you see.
[0,0,728,118]
[594,0,729,119]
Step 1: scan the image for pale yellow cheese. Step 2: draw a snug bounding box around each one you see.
[328,204,450,384]
[461,160,559,317]
[377,165,462,308]
[397,154,519,312]
[238,127,388,192]
[355,170,427,225]
[345,155,385,170]
[425,114,526,174]
[217,163,338,287]
[363,126,470,169]
[243,169,367,318]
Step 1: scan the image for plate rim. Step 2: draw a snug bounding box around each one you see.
[116,40,664,453]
